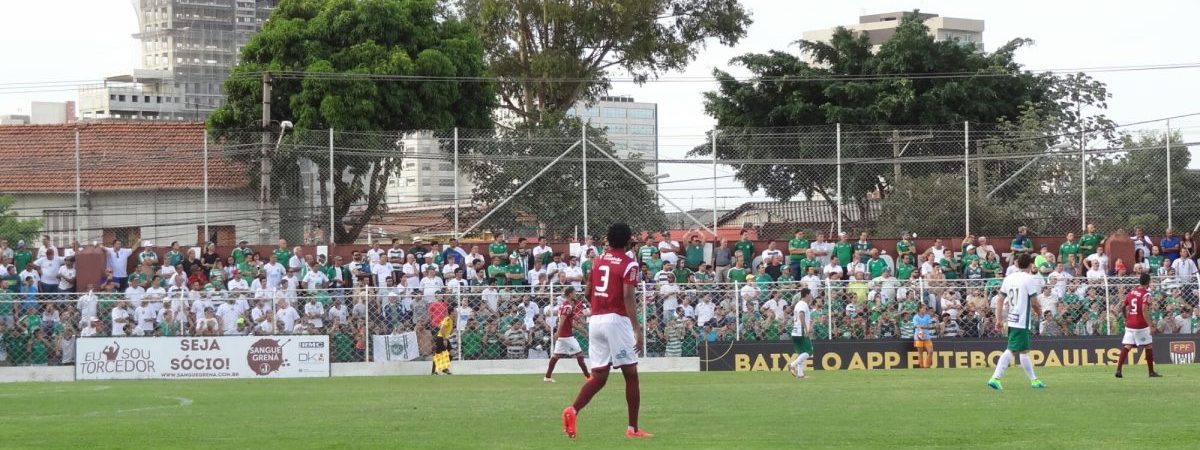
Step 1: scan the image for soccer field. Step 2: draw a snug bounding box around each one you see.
[5,366,1199,449]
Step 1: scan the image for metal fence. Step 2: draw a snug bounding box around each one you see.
[3,274,1198,366]
[2,122,1194,250]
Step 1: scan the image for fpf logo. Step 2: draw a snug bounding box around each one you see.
[1169,341,1195,364]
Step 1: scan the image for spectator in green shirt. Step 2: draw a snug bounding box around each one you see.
[727,260,748,287]
[13,241,32,277]
[684,233,705,271]
[638,241,659,265]
[854,232,872,263]
[896,232,916,262]
[487,257,506,286]
[1079,223,1104,256]
[1011,226,1034,259]
[1059,232,1081,263]
[646,252,665,275]
[788,230,809,274]
[488,235,508,266]
[834,233,853,270]
[735,231,755,269]
[896,254,916,280]
[867,249,888,279]
[273,239,292,268]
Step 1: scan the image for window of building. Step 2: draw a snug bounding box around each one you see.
[42,210,76,248]
[629,125,654,136]
[601,108,626,119]
[629,108,655,119]
[605,124,627,135]
[438,179,455,187]
[420,164,431,171]
[438,163,453,171]
[196,225,236,246]
[144,96,150,103]
[405,161,416,168]
[109,94,116,101]
[102,227,141,248]
[577,108,599,117]
[156,96,162,104]
[421,179,431,186]
[406,178,416,186]
[118,95,125,102]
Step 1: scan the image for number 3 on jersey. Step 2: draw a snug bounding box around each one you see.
[594,265,611,297]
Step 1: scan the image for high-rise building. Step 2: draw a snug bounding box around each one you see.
[78,70,186,120]
[386,131,473,208]
[568,96,659,178]
[132,0,277,117]
[802,11,984,53]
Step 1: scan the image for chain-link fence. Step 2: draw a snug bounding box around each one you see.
[1,122,1193,251]
[5,272,1199,366]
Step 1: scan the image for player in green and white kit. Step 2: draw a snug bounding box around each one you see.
[988,253,1046,390]
[788,288,814,379]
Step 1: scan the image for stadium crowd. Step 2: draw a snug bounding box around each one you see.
[1,225,1198,365]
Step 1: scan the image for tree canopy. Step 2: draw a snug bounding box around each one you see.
[457,0,752,122]
[209,0,495,243]
[0,196,41,245]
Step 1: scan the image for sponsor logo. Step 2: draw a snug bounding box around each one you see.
[300,341,325,349]
[79,342,155,375]
[246,338,290,376]
[1169,341,1195,364]
[298,352,326,364]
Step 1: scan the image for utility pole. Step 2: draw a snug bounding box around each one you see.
[260,72,273,243]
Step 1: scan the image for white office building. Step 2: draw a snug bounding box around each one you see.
[802,11,984,53]
[568,96,659,177]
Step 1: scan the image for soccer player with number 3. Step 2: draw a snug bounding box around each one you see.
[1116,273,1162,378]
[562,223,652,439]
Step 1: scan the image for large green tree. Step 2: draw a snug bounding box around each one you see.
[0,196,41,244]
[693,11,1114,234]
[209,0,494,243]
[1087,131,1200,233]
[458,0,752,123]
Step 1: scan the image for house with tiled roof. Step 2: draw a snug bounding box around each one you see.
[0,122,271,247]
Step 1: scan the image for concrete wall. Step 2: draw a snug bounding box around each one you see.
[0,358,699,383]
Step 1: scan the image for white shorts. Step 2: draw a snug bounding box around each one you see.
[587,313,638,369]
[1122,327,1152,346]
[553,336,583,356]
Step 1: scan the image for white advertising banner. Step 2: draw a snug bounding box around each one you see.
[371,332,420,362]
[76,336,330,380]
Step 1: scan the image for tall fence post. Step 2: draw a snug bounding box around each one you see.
[74,128,81,241]
[1079,106,1087,231]
[964,121,970,236]
[453,127,460,238]
[203,129,209,244]
[582,124,588,239]
[1166,119,1172,230]
[711,129,718,235]
[364,289,371,362]
[836,123,843,236]
[328,128,335,245]
[1103,275,1111,336]
[824,280,832,339]
[734,281,741,341]
[642,288,649,356]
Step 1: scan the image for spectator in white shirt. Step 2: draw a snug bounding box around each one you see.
[823,256,844,279]
[104,240,134,289]
[135,301,158,334]
[304,297,325,331]
[275,298,300,333]
[34,247,64,293]
[57,256,77,293]
[80,317,101,337]
[545,253,566,280]
[420,267,445,303]
[532,238,553,264]
[1086,248,1109,275]
[759,241,784,265]
[658,234,681,266]
[696,295,716,327]
[562,257,584,288]
[111,300,133,336]
[1172,248,1198,283]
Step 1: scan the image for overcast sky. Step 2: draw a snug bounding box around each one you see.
[2,0,1198,214]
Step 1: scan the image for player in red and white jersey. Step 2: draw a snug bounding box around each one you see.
[1116,273,1162,378]
[543,287,589,383]
[562,223,652,439]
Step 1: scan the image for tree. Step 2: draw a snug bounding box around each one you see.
[0,196,41,244]
[208,0,495,243]
[457,0,752,122]
[692,11,1112,232]
[1087,131,1200,233]
[458,119,666,238]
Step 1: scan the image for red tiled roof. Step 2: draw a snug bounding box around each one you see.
[0,122,247,192]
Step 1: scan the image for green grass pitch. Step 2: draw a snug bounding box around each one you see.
[4,365,1200,449]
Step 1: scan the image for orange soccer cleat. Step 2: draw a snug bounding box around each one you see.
[625,429,654,439]
[562,407,577,439]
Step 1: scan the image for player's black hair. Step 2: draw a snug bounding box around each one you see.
[800,288,811,298]
[607,223,633,249]
[1139,272,1151,286]
[1016,253,1034,269]
[563,286,575,296]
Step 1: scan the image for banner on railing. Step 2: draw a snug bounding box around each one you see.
[700,336,1200,371]
[371,333,421,362]
[75,336,331,380]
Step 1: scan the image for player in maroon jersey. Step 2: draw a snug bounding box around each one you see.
[1116,273,1162,378]
[543,287,589,383]
[562,223,653,439]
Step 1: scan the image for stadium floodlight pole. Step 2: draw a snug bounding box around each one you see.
[582,123,588,239]
[204,130,209,244]
[328,128,335,245]
[460,140,582,236]
[836,123,842,236]
[964,121,969,236]
[1166,119,1172,230]
[74,128,81,241]
[590,143,714,236]
[453,127,459,238]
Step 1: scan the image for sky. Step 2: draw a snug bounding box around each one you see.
[2,0,1198,216]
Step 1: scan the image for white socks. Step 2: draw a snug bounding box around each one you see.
[992,350,1013,379]
[1019,354,1037,380]
[793,353,810,376]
